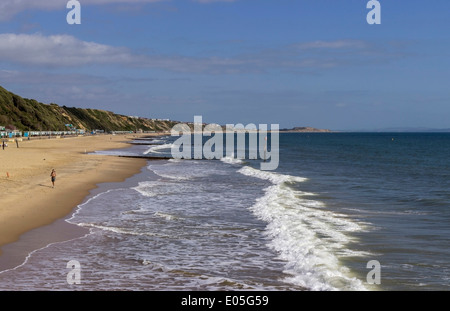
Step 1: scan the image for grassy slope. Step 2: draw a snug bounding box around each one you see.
[0,86,177,132]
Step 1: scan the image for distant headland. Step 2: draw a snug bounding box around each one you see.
[280,127,333,133]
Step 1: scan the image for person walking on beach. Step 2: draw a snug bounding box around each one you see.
[2,141,4,150]
[50,169,56,188]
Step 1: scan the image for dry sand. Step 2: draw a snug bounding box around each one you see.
[0,134,157,255]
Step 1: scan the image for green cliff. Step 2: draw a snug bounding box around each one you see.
[0,86,178,132]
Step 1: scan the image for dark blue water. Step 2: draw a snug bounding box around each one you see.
[274,133,450,290]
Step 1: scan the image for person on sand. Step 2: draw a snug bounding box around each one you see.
[50,169,56,188]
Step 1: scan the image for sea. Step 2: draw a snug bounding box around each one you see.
[0,132,449,291]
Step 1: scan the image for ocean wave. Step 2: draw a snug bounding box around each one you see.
[239,165,369,291]
[132,181,160,197]
[238,166,307,184]
[139,260,277,290]
[147,161,224,181]
[220,155,244,165]
[146,165,192,180]
[143,143,174,155]
[77,223,169,238]
[132,180,197,199]
[66,189,124,224]
[168,158,182,163]
[154,211,180,221]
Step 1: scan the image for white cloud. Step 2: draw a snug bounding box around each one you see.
[0,33,134,66]
[295,40,369,50]
[0,33,406,74]
[0,69,110,85]
[0,33,250,72]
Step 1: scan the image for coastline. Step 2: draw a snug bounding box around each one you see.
[0,134,160,262]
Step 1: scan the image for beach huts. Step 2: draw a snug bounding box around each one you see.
[0,126,87,139]
[0,127,22,138]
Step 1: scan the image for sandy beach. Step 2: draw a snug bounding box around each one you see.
[0,134,156,256]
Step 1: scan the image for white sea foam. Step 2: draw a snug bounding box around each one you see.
[133,181,160,197]
[146,165,192,180]
[133,180,196,200]
[66,189,123,224]
[154,212,179,221]
[143,143,174,155]
[220,155,244,165]
[139,260,264,290]
[168,158,182,163]
[238,165,307,184]
[239,165,369,291]
[147,161,223,181]
[77,223,169,238]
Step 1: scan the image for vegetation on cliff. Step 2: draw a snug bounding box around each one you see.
[0,86,177,132]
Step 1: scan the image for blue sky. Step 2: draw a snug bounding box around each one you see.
[0,0,449,130]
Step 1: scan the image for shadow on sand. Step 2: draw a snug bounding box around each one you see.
[38,184,53,189]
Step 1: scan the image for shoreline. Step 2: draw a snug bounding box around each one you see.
[0,133,161,267]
